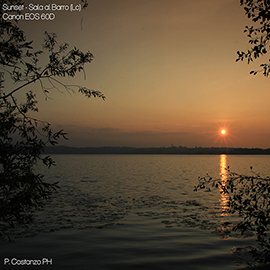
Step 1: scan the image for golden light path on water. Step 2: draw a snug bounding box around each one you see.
[219,154,229,216]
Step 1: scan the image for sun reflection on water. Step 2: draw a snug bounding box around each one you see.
[219,154,229,216]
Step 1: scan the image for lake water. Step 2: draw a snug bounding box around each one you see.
[1,154,269,270]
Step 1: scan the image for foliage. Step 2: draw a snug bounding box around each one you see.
[237,0,270,76]
[0,88,63,232]
[194,167,270,265]
[0,0,105,238]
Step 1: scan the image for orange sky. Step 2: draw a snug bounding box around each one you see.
[10,0,270,147]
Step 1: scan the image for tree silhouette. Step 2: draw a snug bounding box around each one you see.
[194,167,270,265]
[237,0,270,76]
[0,0,105,239]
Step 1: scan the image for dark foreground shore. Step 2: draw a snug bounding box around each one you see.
[237,265,270,270]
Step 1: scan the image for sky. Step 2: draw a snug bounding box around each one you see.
[7,0,270,148]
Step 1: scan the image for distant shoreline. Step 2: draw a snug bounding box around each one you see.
[44,146,270,155]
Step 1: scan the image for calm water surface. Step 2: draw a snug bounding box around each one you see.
[1,154,269,270]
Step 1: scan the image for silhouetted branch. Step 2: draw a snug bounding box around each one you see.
[195,166,270,264]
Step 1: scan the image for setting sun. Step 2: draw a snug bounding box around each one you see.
[221,129,227,135]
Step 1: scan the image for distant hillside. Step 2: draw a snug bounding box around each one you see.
[44,146,270,155]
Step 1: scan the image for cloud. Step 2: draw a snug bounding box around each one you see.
[88,127,123,133]
[58,125,190,147]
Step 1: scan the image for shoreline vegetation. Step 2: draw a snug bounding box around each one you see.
[44,146,270,155]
